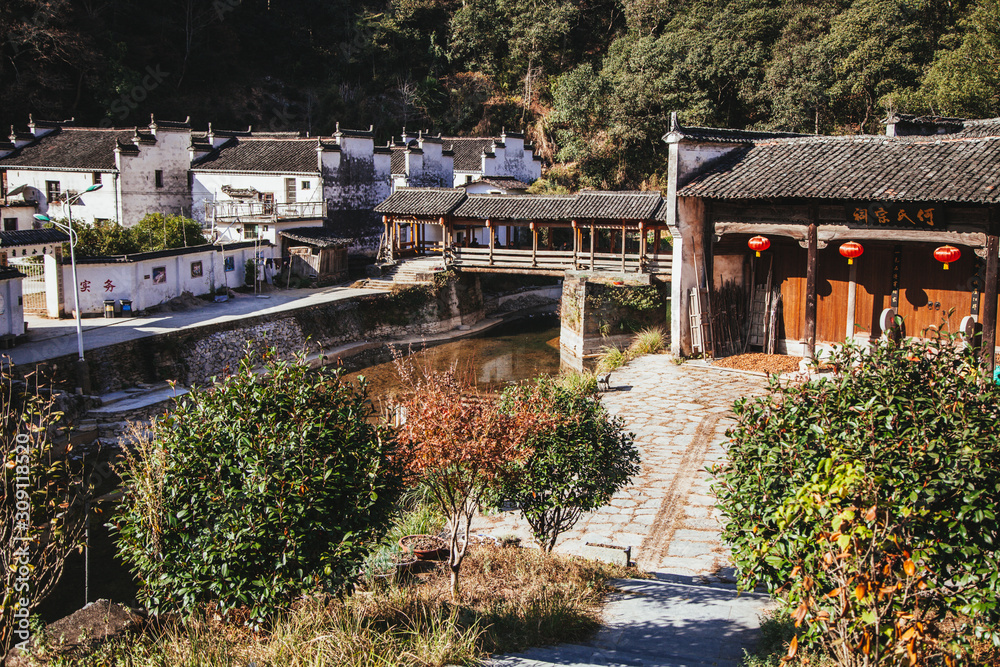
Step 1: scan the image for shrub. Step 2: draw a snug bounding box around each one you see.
[493,377,639,552]
[595,346,629,374]
[113,350,403,624]
[1,363,86,654]
[713,335,1000,664]
[628,326,664,356]
[394,366,551,599]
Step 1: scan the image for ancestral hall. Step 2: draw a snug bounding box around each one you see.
[667,113,1000,363]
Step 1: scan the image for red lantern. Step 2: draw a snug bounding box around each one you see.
[748,235,770,257]
[839,241,864,265]
[933,245,961,270]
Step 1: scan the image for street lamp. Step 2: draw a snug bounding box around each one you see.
[34,183,103,380]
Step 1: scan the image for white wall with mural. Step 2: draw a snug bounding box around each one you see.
[63,242,275,314]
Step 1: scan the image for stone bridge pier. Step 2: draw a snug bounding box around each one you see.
[559,273,670,368]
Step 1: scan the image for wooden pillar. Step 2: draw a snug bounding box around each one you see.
[639,221,647,271]
[382,215,391,260]
[982,209,999,374]
[487,220,494,266]
[845,261,857,341]
[805,219,818,360]
[531,222,538,267]
[620,223,627,273]
[590,222,596,270]
[571,220,578,269]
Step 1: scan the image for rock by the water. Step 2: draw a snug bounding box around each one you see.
[5,600,145,666]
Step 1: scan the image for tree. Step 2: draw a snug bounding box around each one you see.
[2,362,86,654]
[113,350,403,624]
[493,377,639,553]
[394,366,550,599]
[73,219,140,257]
[129,213,207,253]
[916,0,1000,118]
[713,335,1000,663]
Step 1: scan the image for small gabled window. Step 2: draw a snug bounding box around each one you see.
[155,170,163,188]
[302,180,311,190]
[92,172,102,185]
[46,181,61,203]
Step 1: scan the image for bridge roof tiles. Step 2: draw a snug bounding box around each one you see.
[570,191,665,220]
[374,187,467,216]
[453,194,575,220]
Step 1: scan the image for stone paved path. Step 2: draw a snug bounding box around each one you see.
[479,355,767,579]
[484,355,773,667]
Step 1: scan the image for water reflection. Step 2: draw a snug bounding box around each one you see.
[342,314,562,407]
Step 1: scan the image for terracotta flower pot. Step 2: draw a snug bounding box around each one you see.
[398,534,449,561]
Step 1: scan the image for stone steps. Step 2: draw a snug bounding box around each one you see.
[365,257,446,290]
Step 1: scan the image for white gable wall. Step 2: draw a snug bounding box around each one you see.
[117,128,193,224]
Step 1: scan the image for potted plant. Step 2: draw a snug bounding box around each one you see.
[398,534,449,561]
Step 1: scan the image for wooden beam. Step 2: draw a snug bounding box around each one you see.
[982,208,999,374]
[805,219,818,359]
[714,221,988,249]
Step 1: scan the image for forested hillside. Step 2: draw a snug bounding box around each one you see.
[2,0,997,188]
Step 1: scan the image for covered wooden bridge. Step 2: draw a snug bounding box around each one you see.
[373,188,672,275]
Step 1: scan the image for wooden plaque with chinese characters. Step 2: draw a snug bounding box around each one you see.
[845,203,947,230]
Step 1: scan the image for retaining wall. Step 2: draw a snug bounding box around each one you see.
[27,273,484,394]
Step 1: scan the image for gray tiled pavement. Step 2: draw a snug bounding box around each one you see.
[485,356,774,667]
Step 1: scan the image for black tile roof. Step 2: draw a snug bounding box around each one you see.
[667,125,807,144]
[678,131,1000,204]
[0,228,70,247]
[374,188,467,216]
[443,137,496,171]
[192,137,320,174]
[0,128,135,170]
[955,118,1000,139]
[0,266,26,280]
[570,191,664,220]
[461,176,531,190]
[279,226,352,247]
[453,194,575,220]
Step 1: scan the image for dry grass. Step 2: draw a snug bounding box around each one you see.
[50,545,640,667]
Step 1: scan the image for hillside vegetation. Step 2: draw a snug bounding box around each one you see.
[2,0,997,188]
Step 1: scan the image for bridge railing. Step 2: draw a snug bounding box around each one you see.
[451,247,672,275]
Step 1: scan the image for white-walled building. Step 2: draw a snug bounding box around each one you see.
[446,131,542,187]
[389,131,455,189]
[0,116,192,229]
[190,129,327,244]
[0,116,542,255]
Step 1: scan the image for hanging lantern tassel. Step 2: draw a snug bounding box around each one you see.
[748,235,770,258]
[934,245,961,270]
[839,241,864,265]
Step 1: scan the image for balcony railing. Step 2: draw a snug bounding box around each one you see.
[206,200,327,221]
